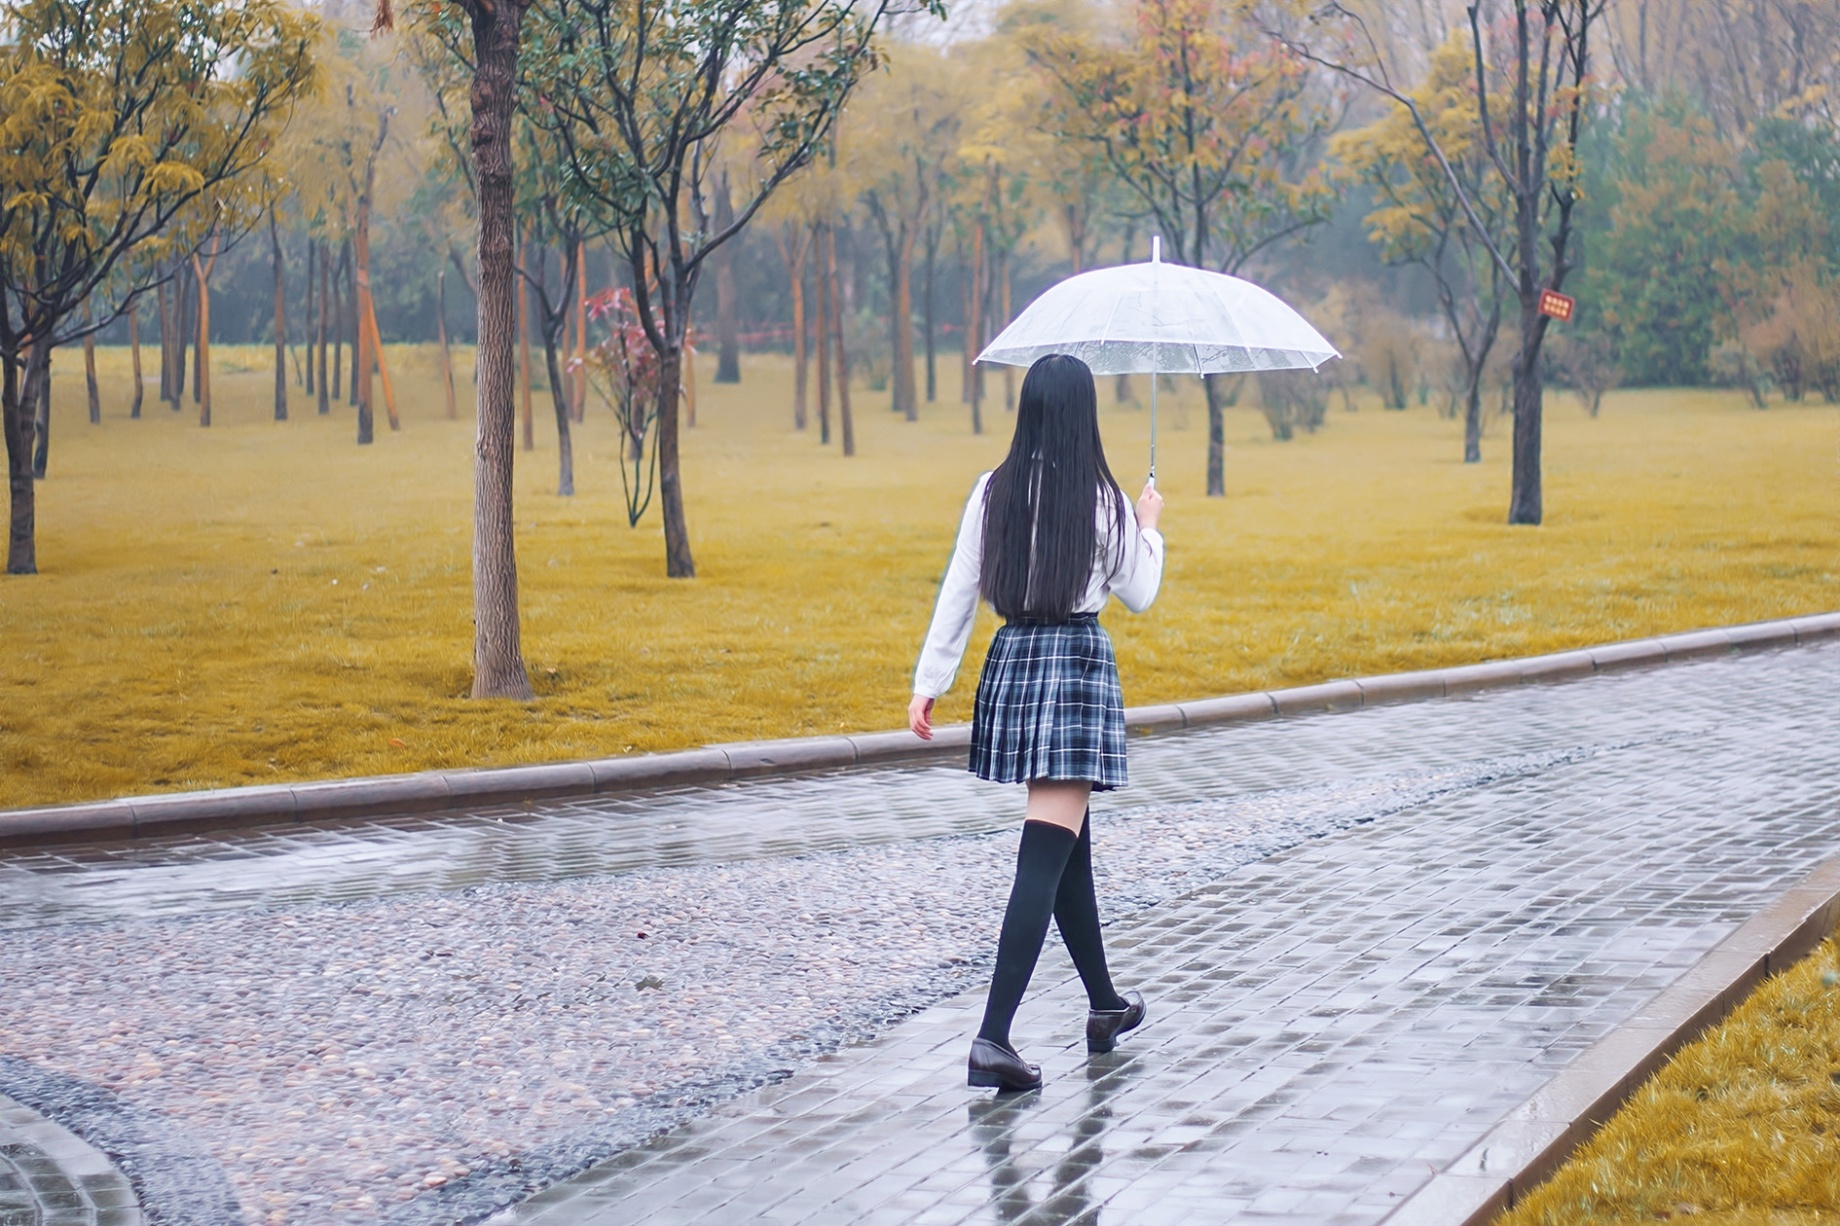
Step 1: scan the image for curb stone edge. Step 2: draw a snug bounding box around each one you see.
[4,610,1838,848]
[1378,854,1840,1226]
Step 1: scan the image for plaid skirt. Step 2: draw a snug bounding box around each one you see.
[969,614,1128,791]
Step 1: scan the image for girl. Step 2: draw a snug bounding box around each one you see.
[908,353,1165,1093]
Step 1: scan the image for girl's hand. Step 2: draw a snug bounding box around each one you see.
[1136,479,1164,532]
[908,694,935,741]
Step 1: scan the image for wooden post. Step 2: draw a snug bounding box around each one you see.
[362,292,400,430]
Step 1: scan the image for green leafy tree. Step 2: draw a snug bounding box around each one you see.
[0,0,315,574]
[1578,103,1739,386]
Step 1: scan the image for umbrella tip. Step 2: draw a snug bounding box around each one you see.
[1152,236,1161,264]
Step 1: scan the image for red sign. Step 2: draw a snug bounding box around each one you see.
[1539,290,1576,321]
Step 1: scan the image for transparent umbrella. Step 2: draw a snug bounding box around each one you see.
[975,237,1340,481]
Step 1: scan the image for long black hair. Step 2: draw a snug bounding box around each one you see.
[979,354,1129,621]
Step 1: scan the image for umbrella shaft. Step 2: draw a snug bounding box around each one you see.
[1149,374,1157,481]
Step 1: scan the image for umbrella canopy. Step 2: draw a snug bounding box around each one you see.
[975,242,1339,375]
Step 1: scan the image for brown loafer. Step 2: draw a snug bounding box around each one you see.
[968,1037,1042,1092]
[1086,991,1146,1053]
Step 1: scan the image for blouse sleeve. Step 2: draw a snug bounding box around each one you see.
[1107,517,1165,613]
[912,474,990,699]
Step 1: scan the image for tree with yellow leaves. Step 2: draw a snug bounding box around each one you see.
[1334,33,1513,463]
[0,0,316,574]
[1026,0,1339,495]
[1279,0,1607,525]
[851,44,962,423]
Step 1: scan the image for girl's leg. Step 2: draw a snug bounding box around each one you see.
[977,781,1092,1049]
[1053,811,1127,1012]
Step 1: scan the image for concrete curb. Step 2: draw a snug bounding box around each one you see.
[4,610,1838,849]
[1380,853,1840,1226]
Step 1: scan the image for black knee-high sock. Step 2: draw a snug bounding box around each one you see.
[1054,813,1127,1012]
[978,820,1079,1049]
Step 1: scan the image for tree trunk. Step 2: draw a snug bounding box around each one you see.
[815,221,832,446]
[712,175,741,384]
[999,251,1013,413]
[683,336,697,429]
[128,303,143,419]
[4,345,44,573]
[571,244,587,420]
[331,244,346,401]
[193,247,215,427]
[656,338,695,577]
[1204,373,1226,497]
[31,344,51,480]
[541,334,575,496]
[304,241,316,396]
[191,267,204,407]
[271,211,288,421]
[959,238,973,405]
[175,262,193,407]
[787,232,807,429]
[354,116,387,445]
[1508,306,1544,524]
[922,225,937,404]
[346,242,360,407]
[518,242,534,451]
[830,225,854,456]
[437,268,458,420]
[156,282,173,406]
[83,300,100,424]
[890,222,917,421]
[967,222,984,435]
[317,243,331,414]
[467,0,535,699]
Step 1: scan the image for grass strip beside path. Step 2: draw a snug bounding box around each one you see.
[1501,934,1840,1226]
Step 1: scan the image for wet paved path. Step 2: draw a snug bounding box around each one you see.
[2,641,1838,1225]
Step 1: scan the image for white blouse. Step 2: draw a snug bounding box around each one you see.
[913,471,1165,699]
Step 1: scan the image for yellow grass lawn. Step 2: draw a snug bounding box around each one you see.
[0,343,1833,809]
[1499,934,1840,1226]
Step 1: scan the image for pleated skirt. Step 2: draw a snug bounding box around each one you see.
[968,614,1128,791]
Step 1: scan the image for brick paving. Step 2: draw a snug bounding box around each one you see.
[2,641,1838,1225]
[479,643,1840,1225]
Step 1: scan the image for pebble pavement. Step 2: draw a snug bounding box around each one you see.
[0,642,1836,1225]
